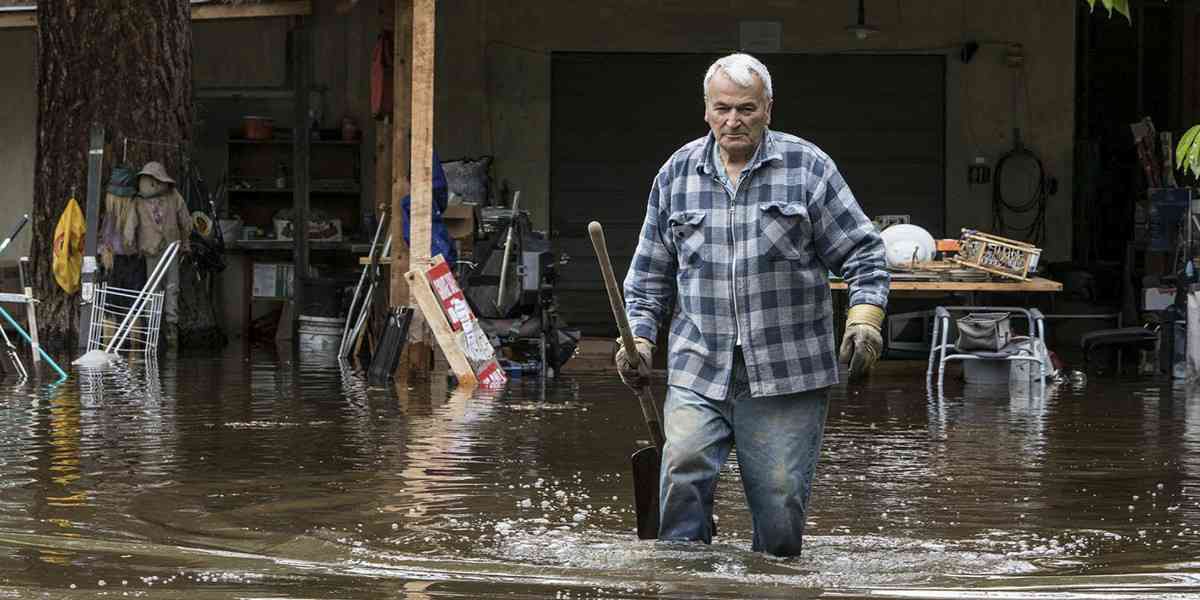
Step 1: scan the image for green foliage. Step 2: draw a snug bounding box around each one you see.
[1084,0,1131,21]
[1178,125,1200,179]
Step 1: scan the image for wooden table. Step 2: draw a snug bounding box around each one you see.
[830,277,1065,348]
[830,276,1063,293]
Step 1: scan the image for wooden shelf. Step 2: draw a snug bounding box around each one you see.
[229,187,361,195]
[227,240,374,253]
[227,138,361,145]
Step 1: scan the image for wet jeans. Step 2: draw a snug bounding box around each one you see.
[659,348,830,556]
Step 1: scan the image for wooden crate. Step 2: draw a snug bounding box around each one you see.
[950,229,1042,281]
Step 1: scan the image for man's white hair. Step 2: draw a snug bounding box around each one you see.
[703,53,773,100]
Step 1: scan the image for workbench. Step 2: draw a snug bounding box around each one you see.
[830,276,1063,294]
[831,276,1066,355]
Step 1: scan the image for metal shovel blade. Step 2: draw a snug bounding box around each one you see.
[631,445,661,540]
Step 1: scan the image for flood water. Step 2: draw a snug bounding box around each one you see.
[0,350,1198,599]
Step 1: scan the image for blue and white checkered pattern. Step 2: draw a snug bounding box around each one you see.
[624,130,890,399]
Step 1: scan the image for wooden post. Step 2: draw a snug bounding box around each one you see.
[390,0,429,378]
[390,0,412,306]
[399,0,437,378]
[409,0,435,269]
[292,18,312,335]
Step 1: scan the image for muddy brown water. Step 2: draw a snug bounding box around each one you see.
[0,351,1197,599]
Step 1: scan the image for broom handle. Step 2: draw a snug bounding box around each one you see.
[496,192,520,309]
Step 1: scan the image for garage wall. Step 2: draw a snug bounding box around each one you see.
[0,0,1079,267]
[468,0,1076,263]
[0,29,35,260]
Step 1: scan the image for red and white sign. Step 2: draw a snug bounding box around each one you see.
[424,258,506,386]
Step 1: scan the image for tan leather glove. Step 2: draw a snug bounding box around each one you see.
[614,336,654,388]
[839,304,884,382]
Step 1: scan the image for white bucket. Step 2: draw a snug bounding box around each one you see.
[298,315,345,355]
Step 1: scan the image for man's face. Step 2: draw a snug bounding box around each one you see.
[704,71,772,160]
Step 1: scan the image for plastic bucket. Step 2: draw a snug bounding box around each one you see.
[298,315,345,355]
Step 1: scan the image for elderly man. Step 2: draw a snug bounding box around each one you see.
[615,53,889,556]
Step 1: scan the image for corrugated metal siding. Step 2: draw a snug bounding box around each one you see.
[551,53,945,335]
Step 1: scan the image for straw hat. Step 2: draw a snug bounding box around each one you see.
[136,161,176,185]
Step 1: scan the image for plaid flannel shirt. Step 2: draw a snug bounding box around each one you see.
[624,130,890,399]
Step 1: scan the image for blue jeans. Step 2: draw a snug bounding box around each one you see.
[659,349,830,556]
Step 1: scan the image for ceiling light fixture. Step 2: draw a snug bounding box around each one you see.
[845,0,880,41]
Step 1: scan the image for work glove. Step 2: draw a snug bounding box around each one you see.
[839,304,884,382]
[614,336,654,388]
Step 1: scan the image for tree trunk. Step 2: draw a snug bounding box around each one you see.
[33,0,194,352]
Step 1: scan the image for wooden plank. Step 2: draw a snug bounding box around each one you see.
[0,1,313,29]
[408,0,435,268]
[335,0,362,15]
[0,11,35,29]
[390,0,412,305]
[192,1,313,20]
[829,277,1063,293]
[405,266,477,386]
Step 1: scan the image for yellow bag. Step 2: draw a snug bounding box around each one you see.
[53,197,86,294]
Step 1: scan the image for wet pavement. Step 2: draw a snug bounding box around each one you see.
[0,350,1197,598]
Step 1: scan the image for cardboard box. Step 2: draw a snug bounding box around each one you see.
[443,202,477,257]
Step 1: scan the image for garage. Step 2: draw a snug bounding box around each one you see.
[551,52,945,334]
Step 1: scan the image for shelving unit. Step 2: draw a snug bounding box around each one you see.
[224,136,363,240]
[223,134,365,340]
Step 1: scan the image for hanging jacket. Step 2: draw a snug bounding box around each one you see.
[134,188,192,255]
[53,197,86,294]
[371,32,394,120]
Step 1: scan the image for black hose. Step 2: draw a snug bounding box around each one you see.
[992,138,1048,245]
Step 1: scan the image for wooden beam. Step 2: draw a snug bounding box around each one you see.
[404,266,478,387]
[191,1,313,21]
[336,0,362,15]
[392,0,431,379]
[0,11,35,29]
[409,0,435,268]
[390,0,413,306]
[0,1,313,29]
[292,19,312,334]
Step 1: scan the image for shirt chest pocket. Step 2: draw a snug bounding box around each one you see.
[758,201,811,261]
[667,210,706,269]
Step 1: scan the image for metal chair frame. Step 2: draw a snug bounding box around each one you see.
[926,306,1049,397]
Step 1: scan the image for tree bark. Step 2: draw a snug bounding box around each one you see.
[33,0,193,352]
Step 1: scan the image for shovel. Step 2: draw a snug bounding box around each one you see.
[588,221,664,540]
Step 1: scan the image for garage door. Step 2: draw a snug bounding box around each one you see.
[551,53,945,335]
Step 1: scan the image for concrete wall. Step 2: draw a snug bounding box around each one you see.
[0,29,35,260]
[460,0,1077,260]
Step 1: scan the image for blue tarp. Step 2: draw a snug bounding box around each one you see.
[401,151,457,266]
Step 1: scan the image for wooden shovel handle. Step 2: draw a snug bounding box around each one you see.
[588,221,665,450]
